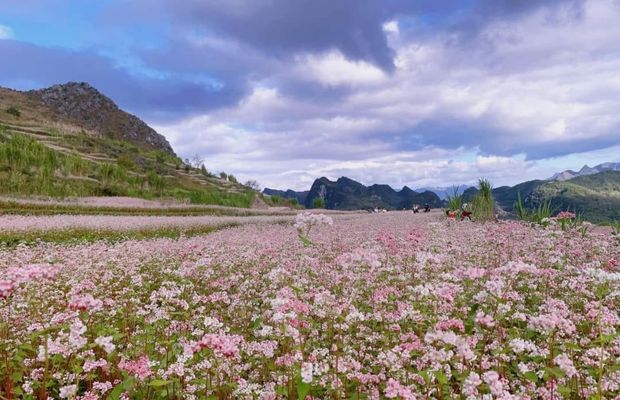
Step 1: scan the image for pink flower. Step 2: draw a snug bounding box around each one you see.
[0,280,14,298]
[69,294,103,312]
[193,334,243,358]
[555,211,576,220]
[118,356,152,380]
[554,353,578,378]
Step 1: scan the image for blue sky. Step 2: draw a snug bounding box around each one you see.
[1,0,619,190]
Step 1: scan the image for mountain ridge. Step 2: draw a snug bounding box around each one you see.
[549,162,620,181]
[265,177,443,210]
[1,82,174,155]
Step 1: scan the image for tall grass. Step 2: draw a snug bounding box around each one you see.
[514,192,555,225]
[471,178,495,222]
[446,186,463,212]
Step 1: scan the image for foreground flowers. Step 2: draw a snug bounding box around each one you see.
[0,212,619,399]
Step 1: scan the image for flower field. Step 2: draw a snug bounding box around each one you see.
[1,211,619,399]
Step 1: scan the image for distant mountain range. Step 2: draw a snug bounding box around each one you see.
[262,188,309,205]
[265,165,620,222]
[264,177,442,210]
[549,162,620,181]
[415,185,469,200]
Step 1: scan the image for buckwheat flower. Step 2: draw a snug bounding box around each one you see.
[118,356,152,380]
[69,293,103,312]
[301,361,313,383]
[59,384,77,398]
[509,338,537,354]
[482,371,503,396]
[95,335,116,354]
[462,372,482,397]
[83,359,108,373]
[0,280,14,298]
[556,211,576,220]
[554,353,578,378]
[22,381,33,395]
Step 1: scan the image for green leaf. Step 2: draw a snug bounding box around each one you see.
[148,379,170,387]
[297,381,310,400]
[523,371,539,383]
[557,385,571,396]
[545,366,565,379]
[435,370,448,385]
[107,376,135,400]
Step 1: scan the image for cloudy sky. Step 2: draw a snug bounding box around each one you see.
[1,0,619,190]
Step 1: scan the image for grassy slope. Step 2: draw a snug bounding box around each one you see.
[0,121,255,207]
[530,171,620,222]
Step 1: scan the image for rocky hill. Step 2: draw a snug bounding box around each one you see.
[30,82,174,154]
[298,177,442,210]
[549,162,620,181]
[0,82,254,206]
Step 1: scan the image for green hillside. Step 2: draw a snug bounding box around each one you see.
[529,171,620,222]
[462,171,620,223]
[0,124,254,207]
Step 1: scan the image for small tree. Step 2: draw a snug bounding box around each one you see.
[190,154,204,169]
[228,174,238,183]
[5,106,20,118]
[245,180,260,191]
[312,197,326,209]
[219,171,228,180]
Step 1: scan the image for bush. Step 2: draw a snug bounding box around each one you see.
[5,106,20,118]
[312,197,326,209]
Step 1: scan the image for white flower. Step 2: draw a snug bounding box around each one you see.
[59,384,77,398]
[301,362,313,383]
[95,336,116,354]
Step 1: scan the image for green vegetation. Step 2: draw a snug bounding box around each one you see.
[312,197,326,209]
[5,106,20,118]
[263,194,302,209]
[0,199,294,217]
[0,126,256,207]
[471,178,495,222]
[515,192,555,226]
[446,186,463,212]
[0,225,230,247]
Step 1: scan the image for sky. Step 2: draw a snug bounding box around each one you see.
[1,0,619,191]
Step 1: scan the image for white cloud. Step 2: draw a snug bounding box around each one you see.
[0,24,13,39]
[153,0,620,190]
[294,50,386,86]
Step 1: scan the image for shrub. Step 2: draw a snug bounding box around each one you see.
[312,197,326,209]
[117,154,135,169]
[5,106,20,118]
